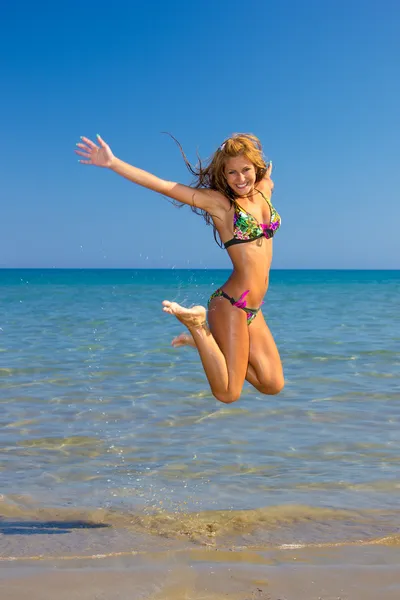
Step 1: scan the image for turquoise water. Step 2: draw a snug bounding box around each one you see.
[1,269,400,557]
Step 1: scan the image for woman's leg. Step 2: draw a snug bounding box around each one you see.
[171,308,284,396]
[245,310,284,395]
[162,297,250,404]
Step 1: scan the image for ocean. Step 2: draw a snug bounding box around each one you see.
[1,268,399,583]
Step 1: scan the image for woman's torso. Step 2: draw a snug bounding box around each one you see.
[211,180,279,304]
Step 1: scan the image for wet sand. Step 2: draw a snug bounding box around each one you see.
[1,545,400,600]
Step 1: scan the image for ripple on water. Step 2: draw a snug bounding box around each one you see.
[1,270,400,535]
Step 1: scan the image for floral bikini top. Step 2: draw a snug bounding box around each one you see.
[223,190,281,249]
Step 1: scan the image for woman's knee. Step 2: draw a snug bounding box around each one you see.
[257,374,285,396]
[213,389,242,404]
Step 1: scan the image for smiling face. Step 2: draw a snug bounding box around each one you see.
[224,155,257,197]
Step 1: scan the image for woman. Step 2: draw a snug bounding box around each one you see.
[75,133,284,403]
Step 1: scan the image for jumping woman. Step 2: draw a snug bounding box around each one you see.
[75,133,284,403]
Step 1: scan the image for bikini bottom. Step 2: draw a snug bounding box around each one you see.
[208,288,262,325]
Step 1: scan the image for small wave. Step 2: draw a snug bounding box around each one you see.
[1,499,399,542]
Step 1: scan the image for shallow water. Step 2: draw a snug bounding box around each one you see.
[1,269,399,559]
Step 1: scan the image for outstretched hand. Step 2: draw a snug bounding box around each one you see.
[75,135,114,167]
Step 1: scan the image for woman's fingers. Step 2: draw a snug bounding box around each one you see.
[80,136,98,149]
[75,141,97,157]
[75,134,111,166]
[75,147,92,157]
[96,134,107,148]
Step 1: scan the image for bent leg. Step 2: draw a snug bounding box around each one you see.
[246,310,284,395]
[163,298,249,403]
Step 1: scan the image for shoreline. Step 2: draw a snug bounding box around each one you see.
[1,545,400,600]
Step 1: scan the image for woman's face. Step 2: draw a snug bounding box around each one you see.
[224,155,257,196]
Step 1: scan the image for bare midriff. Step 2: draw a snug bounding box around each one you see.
[222,238,273,306]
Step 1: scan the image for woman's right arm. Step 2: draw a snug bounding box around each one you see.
[76,135,222,214]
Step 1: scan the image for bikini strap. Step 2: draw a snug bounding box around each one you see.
[232,290,249,309]
[256,188,272,207]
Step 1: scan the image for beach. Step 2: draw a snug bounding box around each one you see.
[1,268,399,598]
[1,544,400,599]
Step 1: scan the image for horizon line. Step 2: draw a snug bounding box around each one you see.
[1,267,399,272]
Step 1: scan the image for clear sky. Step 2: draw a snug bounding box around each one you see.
[1,0,399,269]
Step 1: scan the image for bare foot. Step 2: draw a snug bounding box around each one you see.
[171,332,196,348]
[162,301,207,330]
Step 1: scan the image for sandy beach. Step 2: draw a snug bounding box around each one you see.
[1,543,400,600]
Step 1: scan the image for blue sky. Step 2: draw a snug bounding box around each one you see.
[1,0,399,269]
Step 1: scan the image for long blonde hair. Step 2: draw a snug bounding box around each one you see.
[169,133,268,247]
